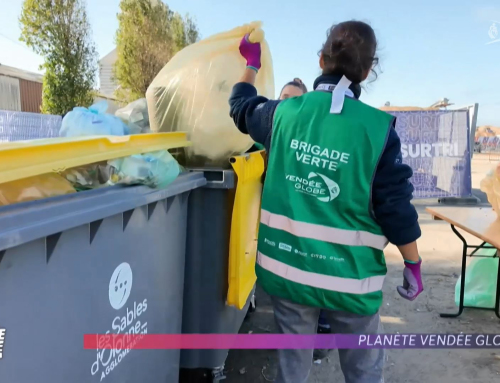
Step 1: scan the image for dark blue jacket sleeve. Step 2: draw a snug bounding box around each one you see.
[372,127,421,246]
[229,82,280,151]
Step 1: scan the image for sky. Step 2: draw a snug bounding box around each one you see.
[0,0,499,125]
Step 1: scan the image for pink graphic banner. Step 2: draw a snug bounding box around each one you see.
[84,334,500,350]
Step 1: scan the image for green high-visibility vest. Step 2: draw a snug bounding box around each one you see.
[257,90,394,316]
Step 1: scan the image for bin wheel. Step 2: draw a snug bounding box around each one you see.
[179,368,226,382]
[212,367,227,382]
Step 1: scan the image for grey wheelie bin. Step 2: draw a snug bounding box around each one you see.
[0,172,205,383]
[180,153,265,382]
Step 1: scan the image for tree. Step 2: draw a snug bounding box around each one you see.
[114,0,199,102]
[19,0,98,115]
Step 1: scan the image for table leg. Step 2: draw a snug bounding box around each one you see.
[440,225,467,318]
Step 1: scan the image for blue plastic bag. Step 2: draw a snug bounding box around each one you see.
[60,101,130,137]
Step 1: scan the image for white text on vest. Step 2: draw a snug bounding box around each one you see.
[290,139,350,171]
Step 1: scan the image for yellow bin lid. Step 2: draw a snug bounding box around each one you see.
[0,133,191,185]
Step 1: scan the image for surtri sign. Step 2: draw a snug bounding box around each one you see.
[400,143,459,158]
[389,110,472,199]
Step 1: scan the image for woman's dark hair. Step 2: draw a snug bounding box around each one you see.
[320,21,378,84]
[280,78,308,95]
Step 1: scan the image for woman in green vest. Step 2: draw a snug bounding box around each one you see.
[263,77,335,359]
[230,20,423,383]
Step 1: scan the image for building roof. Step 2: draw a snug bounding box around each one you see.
[0,64,43,83]
[380,98,454,112]
[99,49,117,65]
[476,125,500,138]
[379,106,440,111]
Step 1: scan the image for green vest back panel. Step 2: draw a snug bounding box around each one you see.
[257,91,394,315]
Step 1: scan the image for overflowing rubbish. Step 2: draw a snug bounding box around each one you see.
[480,162,500,217]
[0,148,182,206]
[62,150,182,190]
[0,173,75,206]
[61,162,117,190]
[115,98,151,134]
[0,133,189,185]
[110,150,181,188]
[146,21,275,167]
[54,99,180,193]
[60,101,130,137]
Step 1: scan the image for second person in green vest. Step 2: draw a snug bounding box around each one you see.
[230,20,423,383]
[253,78,308,151]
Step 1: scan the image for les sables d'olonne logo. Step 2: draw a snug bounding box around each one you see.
[109,262,133,310]
[0,328,5,359]
[286,172,340,202]
[93,262,147,381]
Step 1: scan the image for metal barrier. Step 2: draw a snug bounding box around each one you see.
[0,110,61,142]
[476,136,500,162]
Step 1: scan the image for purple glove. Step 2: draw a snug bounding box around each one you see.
[239,34,261,71]
[397,258,423,301]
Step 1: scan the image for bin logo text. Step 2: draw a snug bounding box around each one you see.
[0,328,5,359]
[91,263,148,381]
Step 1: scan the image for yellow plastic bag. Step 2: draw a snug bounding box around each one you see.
[146,21,275,167]
[0,173,76,206]
[480,163,500,217]
[227,151,265,309]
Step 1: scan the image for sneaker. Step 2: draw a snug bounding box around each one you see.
[313,348,330,360]
[313,322,332,360]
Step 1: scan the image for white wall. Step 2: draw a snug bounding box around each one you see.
[99,49,119,98]
[0,75,21,111]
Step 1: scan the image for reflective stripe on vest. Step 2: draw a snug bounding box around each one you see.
[257,251,385,294]
[260,209,388,251]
